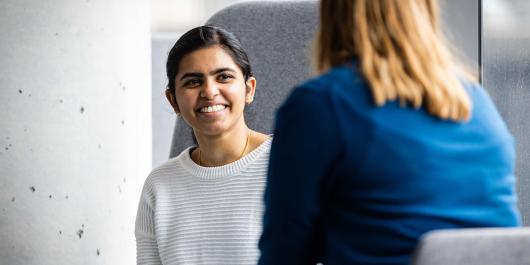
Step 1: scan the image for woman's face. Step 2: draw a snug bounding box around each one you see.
[168,45,256,137]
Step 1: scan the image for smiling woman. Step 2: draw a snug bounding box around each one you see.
[135,25,271,265]
[170,46,254,146]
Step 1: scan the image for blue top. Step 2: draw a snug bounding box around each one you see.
[258,63,521,265]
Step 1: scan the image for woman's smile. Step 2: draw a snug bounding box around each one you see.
[197,104,227,113]
[196,103,229,120]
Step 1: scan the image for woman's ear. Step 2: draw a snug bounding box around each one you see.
[165,89,180,114]
[245,77,257,104]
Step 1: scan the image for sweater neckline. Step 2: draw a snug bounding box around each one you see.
[178,137,272,180]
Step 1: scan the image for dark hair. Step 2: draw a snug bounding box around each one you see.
[166,25,253,93]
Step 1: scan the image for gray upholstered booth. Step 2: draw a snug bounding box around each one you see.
[169,1,319,157]
[410,228,530,265]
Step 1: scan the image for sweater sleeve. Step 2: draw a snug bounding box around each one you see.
[258,86,342,265]
[135,179,163,265]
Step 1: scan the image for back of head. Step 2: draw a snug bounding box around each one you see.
[315,0,475,121]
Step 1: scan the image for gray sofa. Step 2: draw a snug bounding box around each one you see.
[411,227,530,265]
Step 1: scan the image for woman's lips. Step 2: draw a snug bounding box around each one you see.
[197,104,227,113]
[196,104,228,119]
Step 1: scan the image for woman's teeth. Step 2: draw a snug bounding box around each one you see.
[199,104,226,113]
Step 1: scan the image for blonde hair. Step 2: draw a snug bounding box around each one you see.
[315,0,476,121]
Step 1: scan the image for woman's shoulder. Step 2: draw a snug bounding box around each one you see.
[248,134,273,159]
[153,148,191,172]
[251,132,272,149]
[281,63,366,114]
[459,79,500,114]
[302,62,362,89]
[142,149,191,187]
[287,64,366,109]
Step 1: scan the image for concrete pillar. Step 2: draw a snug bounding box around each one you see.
[0,0,151,264]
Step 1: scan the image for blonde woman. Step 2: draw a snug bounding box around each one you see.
[258,0,521,264]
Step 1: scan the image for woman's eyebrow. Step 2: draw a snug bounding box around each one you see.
[180,72,203,81]
[179,68,236,81]
[209,68,237,75]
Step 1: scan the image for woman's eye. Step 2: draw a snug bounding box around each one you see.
[183,79,201,87]
[218,74,233,82]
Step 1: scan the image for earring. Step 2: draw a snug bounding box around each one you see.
[246,95,254,104]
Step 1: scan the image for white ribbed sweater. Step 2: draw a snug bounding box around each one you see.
[135,138,272,265]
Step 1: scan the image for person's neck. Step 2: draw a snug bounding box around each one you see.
[194,125,250,167]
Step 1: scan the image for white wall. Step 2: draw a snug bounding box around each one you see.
[0,0,151,264]
[151,0,297,32]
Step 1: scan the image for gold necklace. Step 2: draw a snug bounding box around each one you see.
[198,129,251,166]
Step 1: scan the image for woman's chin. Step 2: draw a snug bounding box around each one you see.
[194,124,230,137]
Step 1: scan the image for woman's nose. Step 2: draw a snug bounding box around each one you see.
[200,79,220,99]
